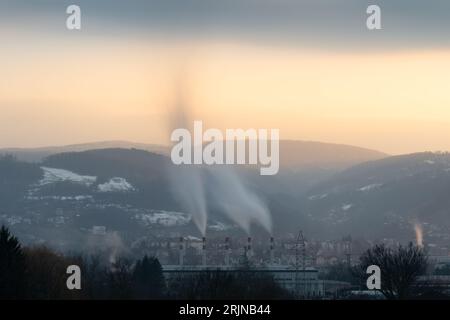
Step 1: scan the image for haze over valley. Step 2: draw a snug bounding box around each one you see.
[1,140,449,259]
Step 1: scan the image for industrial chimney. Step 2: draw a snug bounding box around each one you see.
[225,237,231,266]
[179,237,185,266]
[202,237,206,266]
[246,237,253,259]
[270,236,274,265]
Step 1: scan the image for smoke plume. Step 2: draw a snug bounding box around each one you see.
[166,70,208,235]
[166,68,272,235]
[414,222,424,248]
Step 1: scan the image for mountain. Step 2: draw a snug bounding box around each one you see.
[41,148,175,208]
[278,140,387,170]
[0,149,182,250]
[0,155,42,210]
[0,139,388,201]
[0,141,169,162]
[0,141,396,252]
[301,152,450,246]
[0,140,387,167]
[248,140,388,196]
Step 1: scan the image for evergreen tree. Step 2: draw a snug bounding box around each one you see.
[0,225,26,299]
[132,255,165,299]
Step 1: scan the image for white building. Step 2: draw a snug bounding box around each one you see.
[92,225,106,235]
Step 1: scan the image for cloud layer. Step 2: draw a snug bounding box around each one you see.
[2,0,450,50]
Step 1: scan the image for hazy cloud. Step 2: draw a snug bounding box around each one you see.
[1,0,450,50]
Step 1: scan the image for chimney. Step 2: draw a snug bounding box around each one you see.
[202,237,206,266]
[225,237,231,266]
[246,237,252,258]
[270,237,274,265]
[179,237,185,266]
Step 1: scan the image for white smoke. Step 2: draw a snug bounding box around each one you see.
[166,67,272,235]
[166,69,208,235]
[206,166,272,233]
[414,222,424,248]
[85,230,128,264]
[168,165,208,235]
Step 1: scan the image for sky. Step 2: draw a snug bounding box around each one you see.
[1,0,450,154]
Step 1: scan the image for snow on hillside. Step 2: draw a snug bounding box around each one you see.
[134,211,191,227]
[39,167,97,186]
[0,214,32,226]
[308,193,328,200]
[358,183,383,192]
[341,203,353,211]
[208,222,232,231]
[97,177,134,192]
[26,195,93,201]
[37,167,134,193]
[185,235,202,242]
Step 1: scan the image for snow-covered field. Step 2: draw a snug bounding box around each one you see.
[358,183,383,192]
[134,210,191,227]
[341,203,353,211]
[26,195,93,201]
[33,167,135,194]
[308,193,328,200]
[208,221,232,231]
[98,177,134,192]
[39,167,97,186]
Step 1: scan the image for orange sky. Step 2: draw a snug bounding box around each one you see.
[1,32,450,154]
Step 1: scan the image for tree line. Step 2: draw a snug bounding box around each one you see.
[2,224,447,300]
[0,225,290,300]
[323,242,450,299]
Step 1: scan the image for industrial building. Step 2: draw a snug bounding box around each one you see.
[162,264,350,298]
[163,235,351,298]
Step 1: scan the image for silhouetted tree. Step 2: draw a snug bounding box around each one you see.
[0,225,26,299]
[23,246,82,299]
[81,254,109,299]
[355,243,428,299]
[169,270,292,300]
[107,258,133,299]
[132,255,165,299]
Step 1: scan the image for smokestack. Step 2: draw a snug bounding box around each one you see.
[246,237,252,258]
[202,237,206,266]
[225,237,231,266]
[179,237,185,266]
[270,237,274,265]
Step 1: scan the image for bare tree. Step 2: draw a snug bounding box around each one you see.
[356,242,427,299]
[24,246,82,299]
[106,258,133,299]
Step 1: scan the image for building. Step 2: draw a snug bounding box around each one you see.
[162,264,350,298]
[92,225,106,235]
